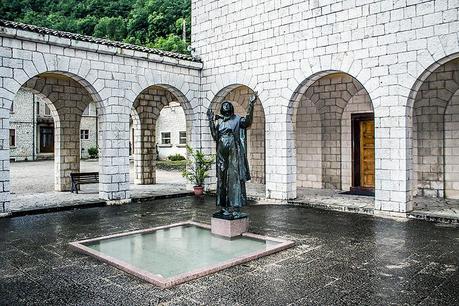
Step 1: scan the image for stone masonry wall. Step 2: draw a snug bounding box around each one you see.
[10,89,35,160]
[193,0,459,213]
[413,59,459,198]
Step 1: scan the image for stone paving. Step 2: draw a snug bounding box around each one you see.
[411,197,459,223]
[10,160,188,212]
[10,161,459,223]
[249,184,374,213]
[0,196,458,305]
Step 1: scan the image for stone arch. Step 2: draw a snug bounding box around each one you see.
[0,67,106,212]
[290,71,374,191]
[408,54,459,199]
[130,84,192,184]
[15,73,99,192]
[209,84,266,184]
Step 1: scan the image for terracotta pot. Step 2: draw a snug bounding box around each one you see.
[193,185,204,196]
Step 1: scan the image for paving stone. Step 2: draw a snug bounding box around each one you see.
[0,196,458,304]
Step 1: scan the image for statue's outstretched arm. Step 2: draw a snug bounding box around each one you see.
[207,107,218,141]
[241,92,257,128]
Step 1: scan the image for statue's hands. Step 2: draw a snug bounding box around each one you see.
[249,91,258,105]
[207,108,214,121]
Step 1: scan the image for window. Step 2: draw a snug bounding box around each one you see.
[179,131,187,144]
[10,102,13,113]
[80,129,89,140]
[44,104,51,116]
[161,132,171,144]
[83,107,89,116]
[9,129,15,147]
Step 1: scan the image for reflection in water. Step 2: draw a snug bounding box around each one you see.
[85,225,279,278]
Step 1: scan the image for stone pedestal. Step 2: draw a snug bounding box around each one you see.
[211,216,249,238]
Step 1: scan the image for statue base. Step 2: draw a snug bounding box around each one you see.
[211,213,249,238]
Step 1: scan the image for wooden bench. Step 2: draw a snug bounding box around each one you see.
[70,172,99,194]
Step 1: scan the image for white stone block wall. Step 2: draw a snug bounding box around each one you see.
[192,0,459,213]
[413,59,459,199]
[445,92,459,199]
[295,97,322,188]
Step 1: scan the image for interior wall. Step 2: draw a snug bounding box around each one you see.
[413,60,459,198]
[295,73,372,191]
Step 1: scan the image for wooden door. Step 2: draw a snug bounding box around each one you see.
[359,120,375,188]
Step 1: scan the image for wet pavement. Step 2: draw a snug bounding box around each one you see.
[0,196,458,305]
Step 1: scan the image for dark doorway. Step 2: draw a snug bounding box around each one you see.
[351,113,375,193]
[40,126,54,153]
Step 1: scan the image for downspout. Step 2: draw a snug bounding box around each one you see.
[32,94,36,160]
[199,67,203,150]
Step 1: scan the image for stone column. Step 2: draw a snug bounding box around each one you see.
[53,111,81,191]
[98,102,131,204]
[374,98,412,214]
[265,107,296,200]
[0,106,11,215]
[134,106,157,185]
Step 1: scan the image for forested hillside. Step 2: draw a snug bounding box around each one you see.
[0,0,191,53]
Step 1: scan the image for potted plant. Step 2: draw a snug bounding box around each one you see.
[182,145,214,196]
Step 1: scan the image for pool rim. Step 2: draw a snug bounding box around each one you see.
[69,220,295,289]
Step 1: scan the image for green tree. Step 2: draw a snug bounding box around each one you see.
[151,34,188,53]
[76,16,99,36]
[0,0,191,54]
[93,16,127,41]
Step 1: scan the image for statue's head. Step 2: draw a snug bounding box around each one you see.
[220,101,234,117]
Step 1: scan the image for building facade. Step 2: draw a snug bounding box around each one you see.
[10,88,98,161]
[192,0,459,215]
[0,0,458,215]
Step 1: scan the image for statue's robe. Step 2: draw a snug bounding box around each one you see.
[210,103,254,208]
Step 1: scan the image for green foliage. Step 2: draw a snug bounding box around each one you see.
[1,0,191,54]
[150,34,188,53]
[94,16,127,41]
[157,159,186,171]
[182,145,214,187]
[168,153,186,161]
[88,147,98,159]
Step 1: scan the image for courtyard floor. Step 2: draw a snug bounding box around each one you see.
[9,160,459,223]
[0,196,458,305]
[10,160,189,212]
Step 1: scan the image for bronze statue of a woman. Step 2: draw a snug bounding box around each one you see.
[207,93,257,218]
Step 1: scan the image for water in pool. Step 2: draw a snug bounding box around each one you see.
[83,225,280,278]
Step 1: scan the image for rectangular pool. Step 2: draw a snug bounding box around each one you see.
[70,221,294,288]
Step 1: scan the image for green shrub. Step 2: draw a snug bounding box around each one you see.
[182,145,214,187]
[168,153,186,161]
[88,147,98,159]
[157,160,186,171]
